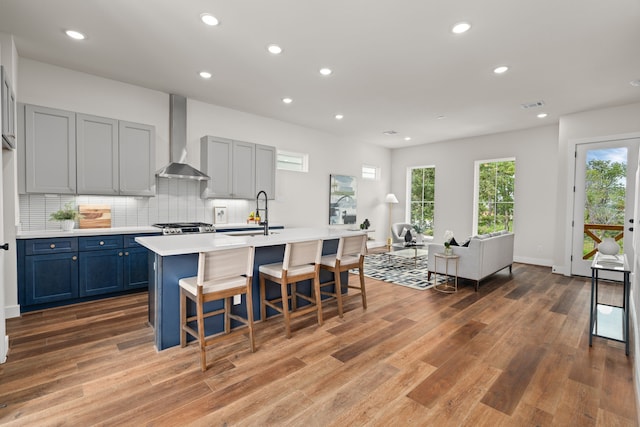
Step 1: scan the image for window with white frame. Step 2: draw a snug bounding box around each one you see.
[277,150,309,172]
[362,164,379,180]
[474,158,516,234]
[408,166,435,236]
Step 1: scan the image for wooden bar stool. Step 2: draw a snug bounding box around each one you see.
[319,234,368,317]
[259,239,323,338]
[179,246,255,371]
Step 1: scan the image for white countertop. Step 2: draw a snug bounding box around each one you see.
[136,227,366,257]
[16,226,161,239]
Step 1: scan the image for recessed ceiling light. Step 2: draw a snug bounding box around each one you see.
[319,68,333,76]
[493,65,509,74]
[335,114,344,120]
[65,30,85,40]
[537,113,548,118]
[451,22,471,34]
[199,71,212,79]
[404,137,412,141]
[200,13,219,26]
[630,79,640,87]
[267,44,283,55]
[282,97,293,104]
[436,115,446,120]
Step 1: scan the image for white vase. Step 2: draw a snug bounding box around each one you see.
[598,237,620,255]
[62,220,75,231]
[415,234,423,244]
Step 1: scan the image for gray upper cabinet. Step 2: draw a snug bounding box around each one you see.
[77,114,119,195]
[19,104,155,196]
[255,144,276,199]
[200,136,275,200]
[232,140,256,199]
[200,136,232,198]
[1,65,16,149]
[119,121,155,196]
[25,104,77,194]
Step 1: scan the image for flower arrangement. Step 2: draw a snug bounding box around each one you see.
[49,202,79,221]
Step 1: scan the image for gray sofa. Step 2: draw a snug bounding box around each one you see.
[427,231,514,291]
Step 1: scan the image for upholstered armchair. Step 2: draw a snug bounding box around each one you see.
[391,223,413,245]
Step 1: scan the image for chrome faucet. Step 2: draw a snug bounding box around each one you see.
[256,190,269,235]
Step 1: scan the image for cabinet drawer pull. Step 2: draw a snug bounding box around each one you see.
[72,256,77,261]
[50,244,56,249]
[99,241,105,246]
[119,252,123,256]
[125,252,129,256]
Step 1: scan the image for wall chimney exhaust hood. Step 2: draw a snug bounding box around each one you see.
[156,94,210,181]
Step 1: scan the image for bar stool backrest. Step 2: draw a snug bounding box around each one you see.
[337,234,367,261]
[283,240,323,271]
[197,246,255,286]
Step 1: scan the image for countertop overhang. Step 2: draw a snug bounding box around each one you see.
[136,227,366,257]
[16,226,161,239]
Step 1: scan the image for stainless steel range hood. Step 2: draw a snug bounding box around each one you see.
[156,94,210,181]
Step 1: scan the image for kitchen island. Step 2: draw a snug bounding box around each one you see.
[136,227,366,350]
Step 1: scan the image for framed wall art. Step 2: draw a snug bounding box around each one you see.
[213,206,228,224]
[329,174,357,225]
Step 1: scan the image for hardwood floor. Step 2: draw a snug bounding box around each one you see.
[0,263,637,426]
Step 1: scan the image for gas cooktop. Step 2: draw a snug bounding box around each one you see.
[152,222,215,235]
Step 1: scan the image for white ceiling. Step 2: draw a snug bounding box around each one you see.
[1,0,639,148]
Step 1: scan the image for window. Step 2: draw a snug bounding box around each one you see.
[277,150,309,172]
[362,164,379,180]
[408,166,435,236]
[474,158,515,234]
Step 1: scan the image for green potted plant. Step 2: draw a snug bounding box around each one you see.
[50,202,79,231]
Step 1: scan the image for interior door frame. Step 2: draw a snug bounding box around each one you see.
[564,132,640,276]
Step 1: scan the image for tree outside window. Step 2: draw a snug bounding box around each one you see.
[476,159,515,234]
[409,167,435,236]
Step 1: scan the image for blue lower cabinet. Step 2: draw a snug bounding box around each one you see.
[25,252,79,305]
[19,232,155,312]
[79,249,124,296]
[124,247,149,290]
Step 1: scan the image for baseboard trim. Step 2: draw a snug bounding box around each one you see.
[0,335,7,364]
[5,304,20,319]
[513,256,553,267]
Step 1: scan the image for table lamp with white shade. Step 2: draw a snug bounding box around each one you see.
[385,193,399,247]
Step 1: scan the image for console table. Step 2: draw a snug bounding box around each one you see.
[590,252,630,355]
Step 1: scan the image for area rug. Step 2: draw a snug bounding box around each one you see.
[352,252,443,291]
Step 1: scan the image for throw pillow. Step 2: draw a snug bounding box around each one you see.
[449,237,459,246]
[404,229,413,243]
[461,238,471,247]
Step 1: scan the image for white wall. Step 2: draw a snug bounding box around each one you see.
[390,125,559,266]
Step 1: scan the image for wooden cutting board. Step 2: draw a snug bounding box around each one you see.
[79,205,112,229]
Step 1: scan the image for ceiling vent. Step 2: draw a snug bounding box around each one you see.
[382,130,398,135]
[520,100,545,109]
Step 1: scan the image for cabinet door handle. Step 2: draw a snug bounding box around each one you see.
[72,256,77,261]
[50,244,56,249]
[99,241,105,246]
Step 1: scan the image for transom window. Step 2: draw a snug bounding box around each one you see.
[277,150,309,172]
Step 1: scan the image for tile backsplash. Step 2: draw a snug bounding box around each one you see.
[18,178,252,231]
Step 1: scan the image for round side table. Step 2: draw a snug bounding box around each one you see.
[433,253,459,293]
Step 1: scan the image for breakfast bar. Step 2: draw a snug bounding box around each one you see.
[136,227,365,350]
